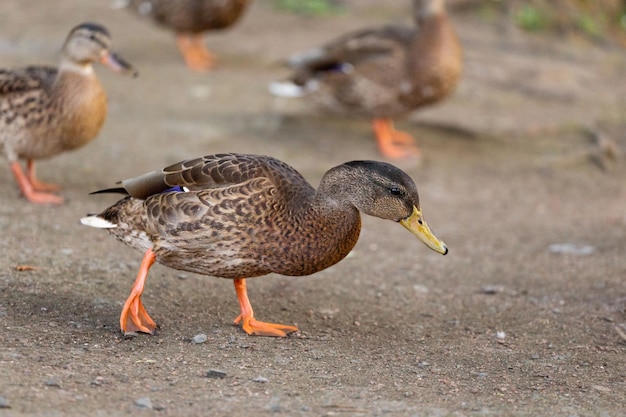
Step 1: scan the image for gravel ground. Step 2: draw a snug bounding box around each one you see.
[1,1,625,416]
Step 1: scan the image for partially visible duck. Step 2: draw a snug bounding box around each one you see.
[122,0,251,71]
[270,0,462,159]
[0,22,137,205]
[81,153,448,337]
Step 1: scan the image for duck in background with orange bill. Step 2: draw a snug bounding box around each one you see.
[0,22,137,205]
[270,0,462,159]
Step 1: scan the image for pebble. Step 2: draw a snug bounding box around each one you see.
[45,378,61,388]
[192,333,207,344]
[253,376,269,383]
[496,331,506,340]
[413,284,430,294]
[548,243,594,256]
[591,385,611,393]
[134,397,153,409]
[205,369,227,379]
[481,285,504,294]
[0,396,10,409]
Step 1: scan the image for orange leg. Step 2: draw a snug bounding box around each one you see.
[372,118,421,159]
[119,249,158,335]
[232,278,298,337]
[27,160,61,192]
[176,33,216,72]
[10,161,63,205]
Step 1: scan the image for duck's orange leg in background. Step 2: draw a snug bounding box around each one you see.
[10,161,63,205]
[372,118,421,159]
[232,278,298,337]
[120,249,158,335]
[176,33,216,72]
[27,160,61,192]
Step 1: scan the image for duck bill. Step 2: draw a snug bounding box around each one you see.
[399,206,448,255]
[100,51,138,77]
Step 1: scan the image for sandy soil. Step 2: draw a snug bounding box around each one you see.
[1,1,625,416]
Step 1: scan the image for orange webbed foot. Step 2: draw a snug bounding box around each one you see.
[24,191,64,205]
[233,278,298,337]
[120,292,157,335]
[119,249,157,335]
[10,162,63,205]
[233,314,299,337]
[176,34,217,72]
[29,179,61,192]
[26,160,62,192]
[372,118,422,159]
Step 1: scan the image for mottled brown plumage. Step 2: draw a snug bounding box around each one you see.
[81,153,448,337]
[125,0,251,71]
[1,22,137,204]
[271,0,463,158]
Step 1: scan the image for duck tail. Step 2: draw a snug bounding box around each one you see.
[268,79,319,98]
[80,215,118,229]
[89,187,128,195]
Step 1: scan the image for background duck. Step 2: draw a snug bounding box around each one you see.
[270,0,463,159]
[81,153,448,337]
[121,0,251,71]
[0,22,137,205]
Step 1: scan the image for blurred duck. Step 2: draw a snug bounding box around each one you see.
[81,153,448,336]
[270,0,462,159]
[0,22,137,205]
[120,0,251,71]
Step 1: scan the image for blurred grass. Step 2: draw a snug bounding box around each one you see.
[273,0,346,16]
[271,0,626,44]
[452,0,626,44]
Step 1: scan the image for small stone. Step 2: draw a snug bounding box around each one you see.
[192,334,207,344]
[45,378,61,388]
[591,385,611,393]
[548,243,594,256]
[177,274,188,280]
[413,284,430,294]
[253,376,268,383]
[134,397,153,409]
[0,396,11,409]
[496,331,506,340]
[205,369,227,379]
[481,285,504,294]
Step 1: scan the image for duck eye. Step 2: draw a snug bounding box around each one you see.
[389,187,403,196]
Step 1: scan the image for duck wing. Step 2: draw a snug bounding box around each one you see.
[0,67,56,96]
[96,153,314,241]
[288,25,413,86]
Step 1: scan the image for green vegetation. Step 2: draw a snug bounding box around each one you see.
[515,5,549,32]
[273,0,345,16]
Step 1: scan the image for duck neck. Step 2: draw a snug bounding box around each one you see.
[278,178,362,275]
[414,0,446,23]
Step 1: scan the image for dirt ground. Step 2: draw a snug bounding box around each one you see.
[1,1,625,416]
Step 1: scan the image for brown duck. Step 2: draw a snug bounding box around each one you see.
[270,0,462,159]
[123,0,251,71]
[81,153,448,337]
[0,22,137,205]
